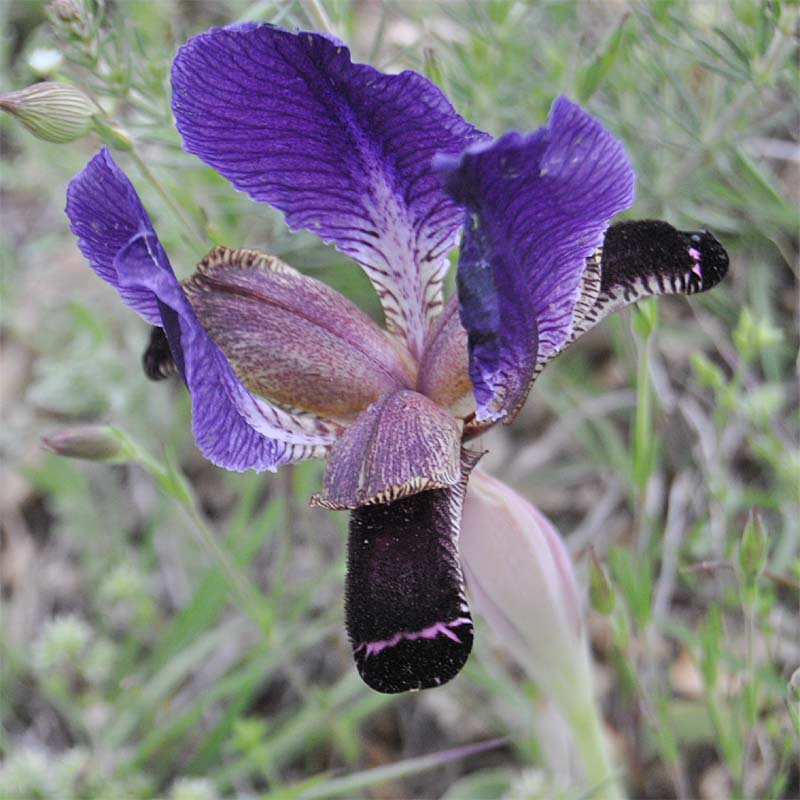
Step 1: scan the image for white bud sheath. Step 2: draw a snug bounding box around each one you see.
[460,468,623,798]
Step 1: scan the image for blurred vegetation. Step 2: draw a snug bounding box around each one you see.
[1,1,798,798]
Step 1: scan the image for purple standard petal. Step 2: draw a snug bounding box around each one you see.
[435,96,635,422]
[312,390,462,510]
[171,24,489,358]
[66,150,338,472]
[345,450,482,693]
[184,246,414,418]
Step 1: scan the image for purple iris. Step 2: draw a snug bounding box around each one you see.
[65,23,728,694]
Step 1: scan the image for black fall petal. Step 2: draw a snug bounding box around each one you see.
[345,451,480,693]
[142,326,175,381]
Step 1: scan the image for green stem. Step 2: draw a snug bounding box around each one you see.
[114,429,271,635]
[564,692,625,800]
[181,500,273,635]
[300,0,336,36]
[128,148,208,255]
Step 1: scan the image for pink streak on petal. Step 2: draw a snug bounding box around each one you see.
[355,617,472,659]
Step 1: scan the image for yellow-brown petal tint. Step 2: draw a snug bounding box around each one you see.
[184,247,415,418]
[312,390,463,510]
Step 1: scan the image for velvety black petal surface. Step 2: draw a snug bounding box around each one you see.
[529,220,730,381]
[345,451,480,693]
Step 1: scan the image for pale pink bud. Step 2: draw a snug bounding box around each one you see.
[459,468,588,710]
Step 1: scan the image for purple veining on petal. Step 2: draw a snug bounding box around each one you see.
[66,148,166,326]
[171,23,490,357]
[184,246,414,418]
[355,617,473,658]
[66,149,339,472]
[435,96,635,422]
[313,389,462,509]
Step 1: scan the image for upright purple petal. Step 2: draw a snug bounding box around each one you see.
[66,150,338,472]
[171,24,489,357]
[436,97,635,422]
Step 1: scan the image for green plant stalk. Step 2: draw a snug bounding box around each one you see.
[127,148,208,255]
[562,686,624,800]
[113,428,271,634]
[738,577,760,797]
[632,307,657,557]
[300,0,336,36]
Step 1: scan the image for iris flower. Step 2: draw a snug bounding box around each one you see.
[65,24,728,694]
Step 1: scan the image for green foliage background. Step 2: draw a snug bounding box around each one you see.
[1,1,797,798]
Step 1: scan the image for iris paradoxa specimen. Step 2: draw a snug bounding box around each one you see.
[66,24,728,694]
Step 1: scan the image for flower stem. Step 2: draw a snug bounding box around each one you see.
[300,0,336,37]
[563,685,625,800]
[114,428,272,635]
[127,148,208,256]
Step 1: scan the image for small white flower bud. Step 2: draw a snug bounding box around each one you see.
[0,82,95,143]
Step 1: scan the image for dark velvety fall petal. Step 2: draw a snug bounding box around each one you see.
[171,24,489,357]
[529,220,730,382]
[66,149,339,471]
[575,220,729,333]
[184,246,413,418]
[346,450,481,693]
[313,390,462,509]
[435,96,635,422]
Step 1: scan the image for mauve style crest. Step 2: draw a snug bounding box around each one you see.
[65,23,728,693]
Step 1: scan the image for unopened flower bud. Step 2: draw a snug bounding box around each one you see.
[42,425,124,462]
[459,469,586,707]
[589,548,616,615]
[738,509,769,580]
[0,82,95,143]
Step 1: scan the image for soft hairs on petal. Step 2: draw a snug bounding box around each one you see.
[527,220,730,384]
[66,149,338,472]
[346,449,481,693]
[435,96,635,422]
[171,23,489,357]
